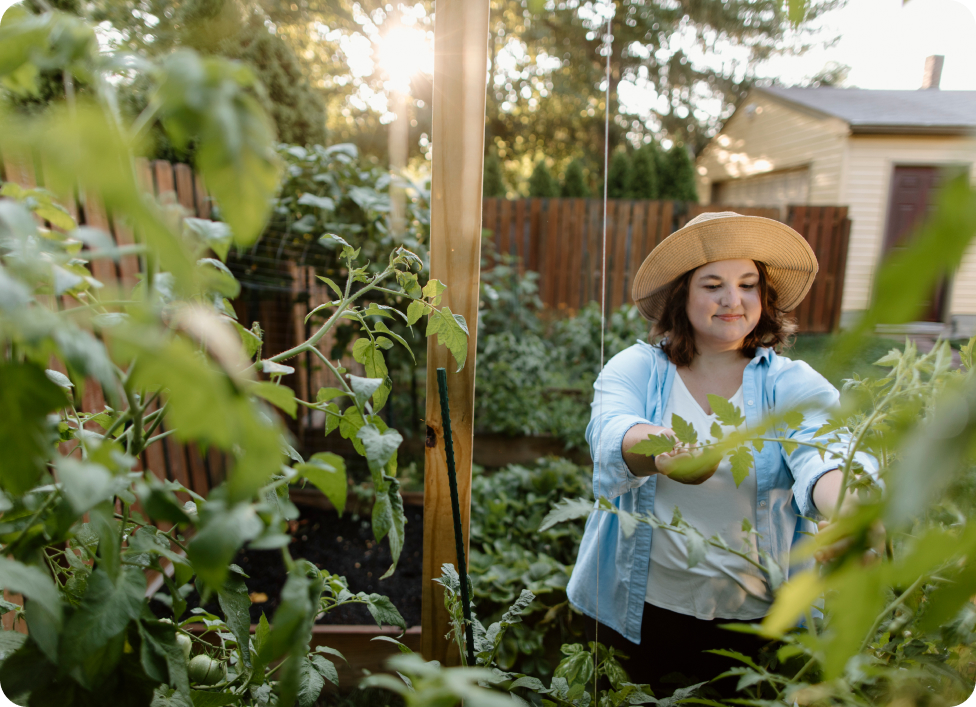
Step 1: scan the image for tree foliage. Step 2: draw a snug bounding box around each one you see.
[629,144,658,199]
[81,0,328,149]
[483,153,506,198]
[527,160,558,198]
[606,150,632,199]
[560,159,589,198]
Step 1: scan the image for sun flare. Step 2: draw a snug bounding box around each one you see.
[375,25,434,91]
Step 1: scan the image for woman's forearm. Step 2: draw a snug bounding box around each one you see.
[622,424,670,477]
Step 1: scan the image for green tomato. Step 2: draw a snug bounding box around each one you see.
[175,632,192,661]
[188,655,226,686]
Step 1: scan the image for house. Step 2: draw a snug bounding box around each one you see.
[695,57,976,336]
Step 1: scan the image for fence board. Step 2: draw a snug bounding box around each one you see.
[528,199,542,271]
[498,198,512,259]
[611,201,630,311]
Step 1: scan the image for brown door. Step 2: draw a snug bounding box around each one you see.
[882,165,949,322]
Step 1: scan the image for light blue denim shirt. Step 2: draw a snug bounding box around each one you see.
[566,341,877,644]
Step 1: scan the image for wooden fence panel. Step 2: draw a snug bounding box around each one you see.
[479,198,850,332]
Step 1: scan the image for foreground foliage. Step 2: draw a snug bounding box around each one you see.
[0,8,465,705]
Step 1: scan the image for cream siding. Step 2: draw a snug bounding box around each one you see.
[696,89,849,206]
[840,135,976,315]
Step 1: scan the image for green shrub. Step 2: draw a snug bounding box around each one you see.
[469,458,593,675]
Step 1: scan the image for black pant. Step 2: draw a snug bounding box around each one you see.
[583,602,771,699]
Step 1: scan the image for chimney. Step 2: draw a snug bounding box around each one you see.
[922,55,944,90]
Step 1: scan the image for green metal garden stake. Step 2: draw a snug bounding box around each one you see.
[436,367,476,666]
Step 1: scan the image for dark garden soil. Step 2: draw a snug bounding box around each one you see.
[153,503,424,627]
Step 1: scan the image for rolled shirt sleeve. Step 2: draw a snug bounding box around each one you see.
[772,360,880,518]
[586,344,658,500]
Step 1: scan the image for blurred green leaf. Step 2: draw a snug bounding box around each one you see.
[0,362,65,496]
[248,381,296,419]
[154,50,281,247]
[295,452,347,516]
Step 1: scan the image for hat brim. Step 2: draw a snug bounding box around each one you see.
[631,214,818,321]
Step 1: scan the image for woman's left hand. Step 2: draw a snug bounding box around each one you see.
[814,518,886,565]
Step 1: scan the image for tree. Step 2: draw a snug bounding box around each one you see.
[660,144,699,202]
[629,145,659,199]
[528,160,558,197]
[219,11,327,146]
[483,153,506,198]
[482,0,839,169]
[607,151,632,199]
[560,159,589,197]
[86,0,327,148]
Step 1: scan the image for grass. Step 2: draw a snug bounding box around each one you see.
[785,334,905,389]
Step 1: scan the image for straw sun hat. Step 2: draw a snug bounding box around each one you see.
[631,211,819,322]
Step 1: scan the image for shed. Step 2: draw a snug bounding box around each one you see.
[695,74,976,336]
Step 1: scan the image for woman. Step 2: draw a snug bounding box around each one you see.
[565,211,878,695]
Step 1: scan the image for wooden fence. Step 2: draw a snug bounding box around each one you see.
[0,155,228,505]
[482,199,851,333]
[0,155,854,517]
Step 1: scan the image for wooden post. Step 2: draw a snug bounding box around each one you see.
[420,0,490,665]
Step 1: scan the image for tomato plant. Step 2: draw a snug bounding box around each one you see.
[0,7,466,706]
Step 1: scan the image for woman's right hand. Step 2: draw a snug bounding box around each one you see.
[654,433,720,485]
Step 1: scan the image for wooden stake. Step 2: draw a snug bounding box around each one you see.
[420,0,490,665]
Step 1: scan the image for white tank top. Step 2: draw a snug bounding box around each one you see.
[645,372,772,620]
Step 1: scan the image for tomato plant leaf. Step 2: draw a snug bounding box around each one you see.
[186,503,263,589]
[707,395,745,427]
[426,306,468,372]
[295,452,347,516]
[61,567,146,671]
[297,655,325,707]
[730,446,754,487]
[248,381,297,419]
[189,691,239,707]
[315,274,343,298]
[352,338,390,409]
[684,525,708,569]
[218,566,252,669]
[539,498,595,532]
[373,321,416,363]
[363,592,406,630]
[310,654,338,686]
[323,402,341,436]
[670,414,698,446]
[629,434,675,457]
[406,299,426,326]
[358,424,403,472]
[422,278,447,305]
[138,619,191,700]
[0,557,63,661]
[0,362,67,496]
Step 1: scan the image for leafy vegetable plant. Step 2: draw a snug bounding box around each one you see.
[0,7,467,706]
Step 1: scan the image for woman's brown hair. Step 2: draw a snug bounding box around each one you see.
[653,261,796,367]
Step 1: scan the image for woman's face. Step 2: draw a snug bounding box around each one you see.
[685,259,762,349]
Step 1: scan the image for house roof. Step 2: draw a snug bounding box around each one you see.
[756,86,976,135]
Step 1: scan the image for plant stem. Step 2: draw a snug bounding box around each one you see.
[858,574,925,654]
[143,428,177,447]
[7,489,60,555]
[266,268,394,364]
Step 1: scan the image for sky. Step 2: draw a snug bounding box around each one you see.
[1,0,973,105]
[760,0,976,91]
